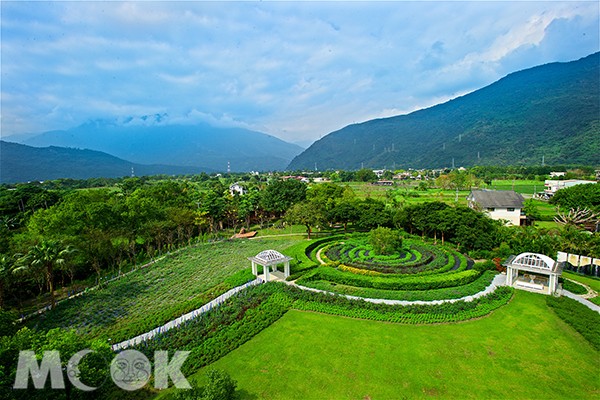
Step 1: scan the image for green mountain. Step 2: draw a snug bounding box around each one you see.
[0,141,211,184]
[289,52,600,170]
[20,120,303,172]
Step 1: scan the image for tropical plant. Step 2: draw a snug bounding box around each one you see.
[14,240,74,309]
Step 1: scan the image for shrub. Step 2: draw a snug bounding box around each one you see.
[560,279,587,295]
[369,227,403,255]
[202,369,238,400]
[546,295,600,351]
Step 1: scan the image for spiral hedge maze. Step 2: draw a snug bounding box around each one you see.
[286,233,499,301]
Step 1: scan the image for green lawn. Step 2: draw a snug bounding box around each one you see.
[28,238,300,342]
[563,271,600,305]
[490,179,546,195]
[172,291,599,400]
[563,271,600,292]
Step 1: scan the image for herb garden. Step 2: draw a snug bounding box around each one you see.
[288,231,498,301]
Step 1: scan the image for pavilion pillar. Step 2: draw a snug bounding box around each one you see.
[264,265,270,282]
[284,261,290,278]
[506,266,513,286]
[251,261,257,276]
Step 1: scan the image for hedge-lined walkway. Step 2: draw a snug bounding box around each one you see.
[289,273,507,306]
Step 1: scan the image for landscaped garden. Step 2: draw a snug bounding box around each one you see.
[26,237,300,343]
[159,291,599,400]
[285,230,499,302]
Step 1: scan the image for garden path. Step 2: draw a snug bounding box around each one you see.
[562,290,600,313]
[287,274,508,306]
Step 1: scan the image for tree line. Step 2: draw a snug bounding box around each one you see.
[1,174,598,313]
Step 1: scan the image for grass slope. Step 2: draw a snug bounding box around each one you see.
[28,238,299,342]
[176,291,598,400]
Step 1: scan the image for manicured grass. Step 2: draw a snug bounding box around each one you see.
[171,291,599,400]
[563,271,600,292]
[28,238,299,342]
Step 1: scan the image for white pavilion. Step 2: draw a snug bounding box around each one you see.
[248,250,293,282]
[503,252,563,295]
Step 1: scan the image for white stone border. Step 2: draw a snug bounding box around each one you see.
[111,278,262,351]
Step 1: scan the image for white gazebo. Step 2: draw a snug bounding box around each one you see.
[503,252,563,295]
[248,250,293,282]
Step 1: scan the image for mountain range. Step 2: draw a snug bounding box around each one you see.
[16,120,304,172]
[0,141,211,184]
[289,52,600,170]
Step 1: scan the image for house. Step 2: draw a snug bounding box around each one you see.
[372,180,394,186]
[467,190,526,226]
[229,182,248,196]
[544,179,596,195]
[549,171,566,178]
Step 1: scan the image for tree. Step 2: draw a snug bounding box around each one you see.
[15,240,74,309]
[260,179,307,217]
[286,202,325,239]
[369,227,403,255]
[0,254,13,308]
[355,169,378,182]
[550,183,600,212]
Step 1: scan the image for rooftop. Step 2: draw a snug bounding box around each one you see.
[467,190,525,208]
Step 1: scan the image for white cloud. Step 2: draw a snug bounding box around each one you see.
[1,1,598,142]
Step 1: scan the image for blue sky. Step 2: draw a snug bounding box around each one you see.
[1,1,598,146]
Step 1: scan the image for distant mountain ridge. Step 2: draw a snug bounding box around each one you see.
[0,141,210,184]
[289,52,600,170]
[19,121,303,172]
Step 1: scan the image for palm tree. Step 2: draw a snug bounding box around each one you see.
[0,254,13,308]
[15,240,74,309]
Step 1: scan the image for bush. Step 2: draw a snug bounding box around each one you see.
[473,260,496,272]
[369,227,403,255]
[561,279,587,295]
[202,369,238,400]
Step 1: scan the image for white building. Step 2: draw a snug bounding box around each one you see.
[544,179,596,195]
[229,182,248,196]
[467,190,526,226]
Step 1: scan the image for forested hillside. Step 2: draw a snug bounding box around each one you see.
[289,52,600,170]
[0,141,208,183]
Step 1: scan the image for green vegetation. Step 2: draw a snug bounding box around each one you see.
[303,270,497,301]
[546,295,600,351]
[563,271,600,292]
[368,227,402,255]
[289,52,600,170]
[173,291,598,400]
[562,279,587,294]
[28,238,297,343]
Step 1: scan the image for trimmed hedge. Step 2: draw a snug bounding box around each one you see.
[546,295,600,351]
[293,285,513,324]
[297,266,481,291]
[300,270,498,301]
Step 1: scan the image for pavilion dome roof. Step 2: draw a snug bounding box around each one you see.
[248,249,293,266]
[511,252,556,270]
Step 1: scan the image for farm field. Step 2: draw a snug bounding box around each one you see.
[165,291,599,400]
[489,179,546,195]
[28,237,299,342]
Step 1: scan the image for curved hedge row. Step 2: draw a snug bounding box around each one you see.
[300,270,498,301]
[297,265,481,291]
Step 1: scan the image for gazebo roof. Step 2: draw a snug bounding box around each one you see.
[504,252,562,274]
[248,249,293,266]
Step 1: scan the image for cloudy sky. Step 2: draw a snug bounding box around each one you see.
[1,1,598,146]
